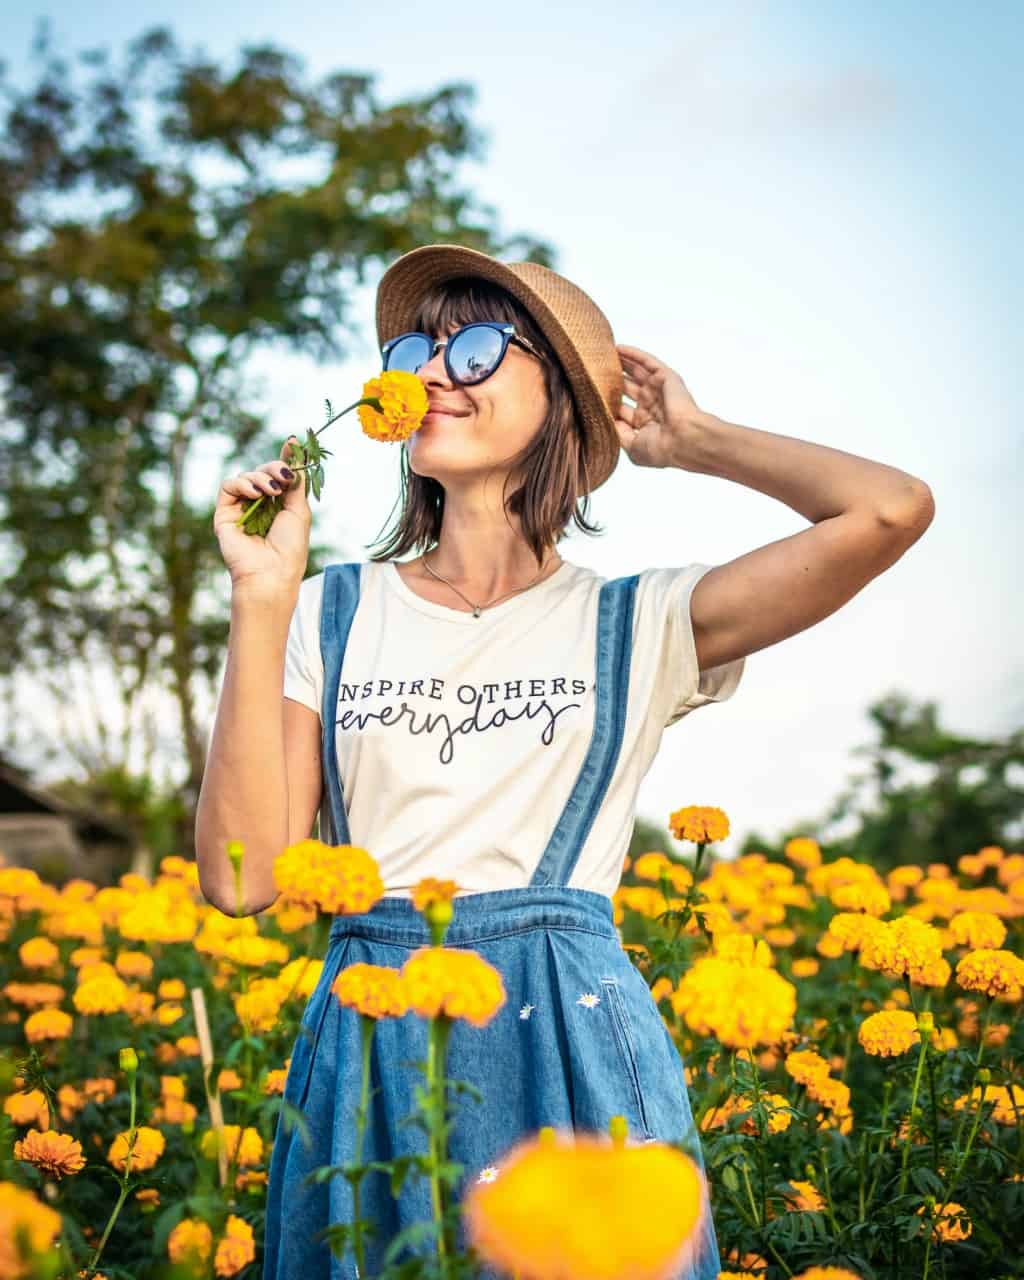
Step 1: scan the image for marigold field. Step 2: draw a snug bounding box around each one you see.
[1,810,1022,1280]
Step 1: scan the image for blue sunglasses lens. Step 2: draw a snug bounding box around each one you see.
[384,325,506,383]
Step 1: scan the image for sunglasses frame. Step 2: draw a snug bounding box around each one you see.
[380,321,545,386]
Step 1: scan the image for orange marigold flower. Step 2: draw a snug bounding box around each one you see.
[672,956,796,1050]
[114,950,154,980]
[13,1129,87,1179]
[411,877,460,913]
[857,1010,920,1057]
[214,1214,256,1277]
[1,981,65,1010]
[217,1069,243,1093]
[668,805,729,845]
[272,840,385,914]
[263,1068,288,1096]
[953,1083,1024,1125]
[107,1125,165,1173]
[791,957,820,978]
[0,1180,63,1273]
[829,880,891,916]
[157,978,186,1000]
[464,1132,706,1280]
[357,370,430,443]
[826,912,889,953]
[859,916,946,985]
[917,1201,971,1242]
[135,1187,160,1208]
[18,937,60,970]
[168,1217,214,1267]
[24,1008,73,1043]
[200,1125,263,1168]
[332,963,409,1019]
[401,947,506,1028]
[790,1269,864,1280]
[783,1049,831,1086]
[955,948,1024,1001]
[784,837,821,869]
[782,1180,826,1213]
[234,977,285,1034]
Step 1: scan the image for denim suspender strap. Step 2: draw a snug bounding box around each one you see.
[318,562,363,847]
[529,574,639,889]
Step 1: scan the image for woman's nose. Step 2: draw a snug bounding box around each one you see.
[418,341,451,384]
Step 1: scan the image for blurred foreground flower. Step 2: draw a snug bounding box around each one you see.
[272,840,385,915]
[464,1131,706,1280]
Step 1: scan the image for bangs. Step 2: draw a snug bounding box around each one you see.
[409,276,553,359]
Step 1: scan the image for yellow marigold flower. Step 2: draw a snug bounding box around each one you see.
[668,805,729,844]
[784,1049,831,1086]
[168,1217,214,1266]
[276,956,323,1002]
[955,948,1024,1000]
[272,839,385,914]
[712,934,773,968]
[73,973,129,1016]
[357,370,430,442]
[917,1201,971,1242]
[332,963,409,1019]
[234,977,285,1034]
[157,978,186,1000]
[0,1180,63,1273]
[806,1075,851,1116]
[119,888,198,943]
[791,957,820,978]
[214,1214,256,1277]
[765,927,796,947]
[107,1125,166,1173]
[0,866,43,898]
[783,1180,825,1212]
[411,877,460,913]
[200,1125,263,1168]
[220,935,290,968]
[859,916,946,985]
[58,1085,84,1123]
[829,880,891,917]
[784,837,822,869]
[69,945,104,968]
[270,898,318,932]
[13,1129,87,1179]
[18,936,60,970]
[672,956,797,1050]
[176,1035,201,1056]
[857,1010,920,1057]
[464,1132,706,1280]
[82,1078,117,1104]
[114,951,154,980]
[401,947,506,1028]
[217,1069,244,1093]
[826,912,889,953]
[948,911,1007,950]
[632,852,671,881]
[703,1092,792,1135]
[24,1008,73,1043]
[807,856,877,897]
[154,1002,185,1026]
[816,932,845,959]
[997,853,1024,886]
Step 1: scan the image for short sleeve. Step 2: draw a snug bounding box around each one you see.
[632,564,746,728]
[282,574,324,717]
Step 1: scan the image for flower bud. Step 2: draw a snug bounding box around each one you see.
[119,1047,139,1075]
[226,840,245,867]
[977,1067,991,1085]
[538,1126,557,1149]
[608,1115,629,1148]
[917,1011,935,1036]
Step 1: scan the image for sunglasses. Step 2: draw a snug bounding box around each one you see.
[380,322,545,386]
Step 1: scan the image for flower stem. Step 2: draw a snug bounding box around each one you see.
[897,1034,929,1197]
[88,1070,138,1271]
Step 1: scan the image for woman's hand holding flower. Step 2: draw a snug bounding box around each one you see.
[614,344,708,472]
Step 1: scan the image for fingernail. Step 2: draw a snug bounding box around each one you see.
[280,466,294,480]
[269,479,282,491]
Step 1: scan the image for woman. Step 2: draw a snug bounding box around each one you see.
[198,244,935,1279]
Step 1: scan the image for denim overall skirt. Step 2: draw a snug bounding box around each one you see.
[263,564,721,1280]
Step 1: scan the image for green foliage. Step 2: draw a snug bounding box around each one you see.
[0,19,555,847]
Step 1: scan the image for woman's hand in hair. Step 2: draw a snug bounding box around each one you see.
[614,344,706,471]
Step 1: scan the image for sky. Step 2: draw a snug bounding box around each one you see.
[5,2,1022,859]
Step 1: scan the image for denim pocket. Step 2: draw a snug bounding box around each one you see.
[600,975,655,1140]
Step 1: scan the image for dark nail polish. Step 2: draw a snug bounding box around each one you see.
[280,466,294,480]
[269,479,282,491]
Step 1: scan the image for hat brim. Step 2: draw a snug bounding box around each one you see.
[374,244,622,497]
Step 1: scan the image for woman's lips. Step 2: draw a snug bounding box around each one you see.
[423,409,467,421]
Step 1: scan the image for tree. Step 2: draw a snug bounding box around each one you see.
[0,20,555,851]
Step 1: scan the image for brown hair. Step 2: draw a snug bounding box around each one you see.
[365,276,605,569]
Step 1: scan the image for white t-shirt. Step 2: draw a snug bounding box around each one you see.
[283,558,745,901]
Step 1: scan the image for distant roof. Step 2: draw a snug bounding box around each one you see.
[0,754,137,847]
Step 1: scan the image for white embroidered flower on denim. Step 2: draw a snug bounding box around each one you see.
[577,992,601,1009]
[477,1165,500,1183]
[519,1003,536,1020]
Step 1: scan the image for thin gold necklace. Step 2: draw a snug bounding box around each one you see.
[420,551,561,618]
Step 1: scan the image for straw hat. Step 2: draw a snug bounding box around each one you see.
[374,243,623,496]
